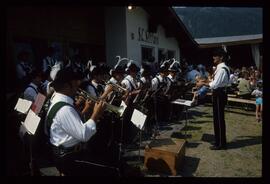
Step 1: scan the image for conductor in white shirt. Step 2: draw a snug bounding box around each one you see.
[46,68,119,176]
[197,48,230,150]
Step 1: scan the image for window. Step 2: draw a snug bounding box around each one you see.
[141,46,154,62]
[167,50,175,59]
[158,49,166,64]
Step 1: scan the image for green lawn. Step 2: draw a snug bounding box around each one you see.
[177,103,262,177]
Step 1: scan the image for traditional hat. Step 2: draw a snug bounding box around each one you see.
[213,48,227,57]
[109,56,129,76]
[125,59,140,73]
[50,63,62,80]
[159,60,171,72]
[51,67,84,87]
[140,63,152,76]
[168,59,181,72]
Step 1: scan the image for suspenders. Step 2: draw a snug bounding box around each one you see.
[45,102,72,136]
[26,85,38,94]
[221,67,230,81]
[125,78,136,91]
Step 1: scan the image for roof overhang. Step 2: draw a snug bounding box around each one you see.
[142,6,199,50]
[195,34,263,48]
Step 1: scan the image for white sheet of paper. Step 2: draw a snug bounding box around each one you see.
[119,100,127,117]
[23,109,41,135]
[131,109,147,130]
[14,98,32,114]
[171,99,193,107]
[31,93,46,114]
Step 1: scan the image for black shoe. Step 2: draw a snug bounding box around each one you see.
[209,145,227,150]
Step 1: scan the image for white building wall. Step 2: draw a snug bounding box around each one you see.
[125,7,180,66]
[105,7,181,68]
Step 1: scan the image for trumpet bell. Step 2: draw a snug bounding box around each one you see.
[77,88,127,117]
[106,101,127,117]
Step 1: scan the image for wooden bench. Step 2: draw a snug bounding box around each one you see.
[144,138,186,176]
[228,94,237,97]
[227,97,256,105]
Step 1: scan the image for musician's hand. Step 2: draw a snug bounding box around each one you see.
[122,90,129,100]
[90,100,106,122]
[100,85,113,100]
[197,80,207,88]
[74,95,85,107]
[80,99,95,118]
[130,89,141,96]
[106,84,114,93]
[84,99,95,109]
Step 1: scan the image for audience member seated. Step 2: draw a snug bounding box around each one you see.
[186,65,200,85]
[191,75,210,105]
[236,71,252,99]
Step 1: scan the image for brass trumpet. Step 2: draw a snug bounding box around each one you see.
[106,82,128,94]
[77,88,126,117]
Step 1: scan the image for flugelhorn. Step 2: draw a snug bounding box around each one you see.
[77,88,126,117]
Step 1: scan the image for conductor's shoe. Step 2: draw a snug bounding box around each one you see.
[209,145,227,150]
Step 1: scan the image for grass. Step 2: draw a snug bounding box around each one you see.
[178,102,262,177]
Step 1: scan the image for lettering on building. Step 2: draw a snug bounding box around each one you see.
[138,27,159,45]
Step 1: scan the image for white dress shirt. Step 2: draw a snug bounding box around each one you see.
[105,77,118,91]
[151,74,171,93]
[23,82,38,102]
[168,74,176,83]
[121,75,138,92]
[209,62,230,90]
[43,56,55,72]
[48,92,97,148]
[85,81,104,98]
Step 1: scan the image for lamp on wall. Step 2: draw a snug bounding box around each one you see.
[128,5,136,10]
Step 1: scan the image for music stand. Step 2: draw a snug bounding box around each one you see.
[131,109,147,163]
[20,109,41,175]
[153,94,160,139]
[118,117,124,162]
[171,99,192,141]
[117,101,128,162]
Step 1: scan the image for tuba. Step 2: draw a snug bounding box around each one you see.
[77,88,126,117]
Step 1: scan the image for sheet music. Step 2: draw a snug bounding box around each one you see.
[120,100,127,117]
[23,109,41,135]
[171,99,193,107]
[14,98,32,114]
[131,109,147,130]
[31,93,46,114]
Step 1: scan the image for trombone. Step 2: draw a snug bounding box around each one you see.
[77,88,126,117]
